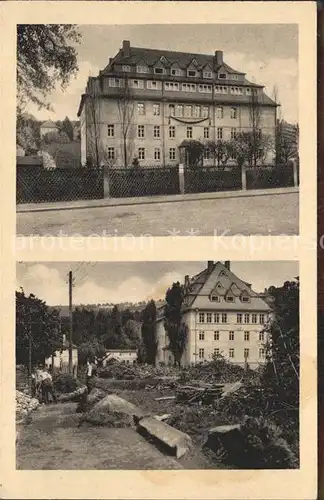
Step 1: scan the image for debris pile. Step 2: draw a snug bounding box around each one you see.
[16,390,39,422]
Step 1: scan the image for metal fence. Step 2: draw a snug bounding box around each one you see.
[246,164,295,190]
[108,165,180,198]
[17,166,104,204]
[184,166,242,194]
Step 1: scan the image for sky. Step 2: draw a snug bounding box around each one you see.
[16,261,299,306]
[25,24,298,124]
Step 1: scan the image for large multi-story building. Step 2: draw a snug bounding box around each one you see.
[78,40,277,167]
[156,261,272,369]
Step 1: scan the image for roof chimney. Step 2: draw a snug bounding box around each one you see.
[215,50,223,66]
[123,40,130,58]
[224,261,230,270]
[184,275,190,287]
[207,261,214,273]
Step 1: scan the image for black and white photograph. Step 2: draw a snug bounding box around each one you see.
[16,23,299,237]
[16,260,299,470]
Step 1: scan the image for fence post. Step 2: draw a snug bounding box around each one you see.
[103,167,110,198]
[291,159,298,187]
[241,164,247,191]
[179,163,185,194]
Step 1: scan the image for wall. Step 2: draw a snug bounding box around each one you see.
[102,351,137,365]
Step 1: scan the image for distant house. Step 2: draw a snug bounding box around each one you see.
[102,349,137,365]
[44,335,78,375]
[40,120,59,138]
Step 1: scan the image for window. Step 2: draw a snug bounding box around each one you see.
[204,127,209,139]
[229,331,234,341]
[222,313,227,323]
[218,72,227,79]
[107,125,114,137]
[217,128,223,140]
[137,103,145,115]
[214,313,220,323]
[260,314,265,324]
[169,126,176,138]
[138,125,145,138]
[138,147,145,160]
[231,128,237,140]
[108,78,123,87]
[182,83,196,92]
[230,86,243,95]
[230,107,237,119]
[203,148,210,160]
[187,127,193,139]
[165,82,179,91]
[199,348,205,359]
[122,65,131,72]
[259,348,265,359]
[216,106,224,119]
[214,331,219,341]
[153,125,160,138]
[194,105,201,118]
[154,67,165,74]
[214,348,220,356]
[199,331,205,340]
[147,80,162,90]
[169,104,175,116]
[244,331,250,341]
[252,314,257,324]
[215,86,228,94]
[244,314,250,324]
[207,313,212,323]
[185,105,193,117]
[131,79,144,89]
[203,71,212,79]
[154,148,161,161]
[169,148,176,161]
[187,70,198,77]
[137,65,149,73]
[171,68,181,76]
[202,106,209,117]
[210,293,219,302]
[177,104,184,117]
[244,348,250,359]
[259,332,265,342]
[226,295,234,303]
[237,313,242,323]
[153,103,160,116]
[107,147,115,160]
[198,84,212,93]
[241,293,250,303]
[229,348,235,358]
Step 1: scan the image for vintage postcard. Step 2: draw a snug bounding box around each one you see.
[0,1,317,499]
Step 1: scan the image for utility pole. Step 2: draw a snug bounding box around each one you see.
[68,270,73,375]
[28,320,32,393]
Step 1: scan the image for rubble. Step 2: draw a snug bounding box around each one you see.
[16,390,39,423]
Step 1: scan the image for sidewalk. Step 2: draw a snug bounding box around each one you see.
[17,186,299,214]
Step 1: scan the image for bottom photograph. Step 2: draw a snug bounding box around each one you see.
[16,260,299,470]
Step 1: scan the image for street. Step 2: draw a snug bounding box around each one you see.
[17,192,299,237]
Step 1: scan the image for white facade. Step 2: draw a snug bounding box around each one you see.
[102,349,137,365]
[156,261,271,369]
[45,348,78,375]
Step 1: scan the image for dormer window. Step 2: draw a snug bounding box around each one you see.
[187,70,198,77]
[226,295,235,303]
[137,65,149,74]
[218,72,227,80]
[210,294,220,302]
[154,67,165,75]
[219,270,227,277]
[203,71,212,79]
[160,56,168,65]
[241,292,250,303]
[171,68,181,76]
[122,65,131,72]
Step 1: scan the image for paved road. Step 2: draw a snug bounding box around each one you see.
[16,403,183,470]
[16,193,298,237]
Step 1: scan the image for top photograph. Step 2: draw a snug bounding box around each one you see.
[16,24,299,237]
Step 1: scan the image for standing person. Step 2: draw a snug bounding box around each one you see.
[86,360,93,393]
[39,367,57,404]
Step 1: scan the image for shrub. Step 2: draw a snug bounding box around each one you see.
[53,373,79,394]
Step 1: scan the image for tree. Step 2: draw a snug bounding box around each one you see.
[101,305,130,349]
[117,77,135,167]
[17,25,80,114]
[78,340,107,367]
[206,140,232,169]
[16,289,61,367]
[231,131,273,169]
[275,120,299,165]
[262,278,299,411]
[141,300,158,365]
[181,140,204,169]
[164,282,188,367]
[59,116,74,142]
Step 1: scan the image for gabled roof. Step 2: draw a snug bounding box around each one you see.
[105,45,246,78]
[41,120,58,129]
[183,261,271,312]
